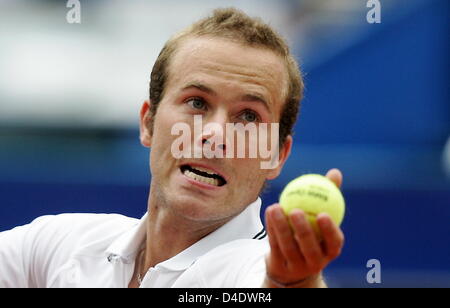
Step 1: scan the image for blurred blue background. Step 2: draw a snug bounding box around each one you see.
[0,0,449,287]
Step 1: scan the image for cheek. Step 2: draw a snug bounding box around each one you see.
[231,163,267,203]
[149,115,180,165]
[235,159,268,186]
[152,106,183,144]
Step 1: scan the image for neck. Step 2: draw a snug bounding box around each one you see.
[142,191,227,271]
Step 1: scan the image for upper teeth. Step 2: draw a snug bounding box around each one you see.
[191,166,218,176]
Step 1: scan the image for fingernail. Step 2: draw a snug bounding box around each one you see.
[318,214,331,228]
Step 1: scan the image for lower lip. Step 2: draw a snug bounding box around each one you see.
[179,168,225,191]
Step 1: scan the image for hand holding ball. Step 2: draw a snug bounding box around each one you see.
[280,174,345,236]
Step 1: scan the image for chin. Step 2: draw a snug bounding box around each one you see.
[171,194,228,222]
[170,194,210,216]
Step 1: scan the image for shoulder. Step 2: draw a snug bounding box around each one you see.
[28,213,140,258]
[1,213,138,249]
[47,213,139,236]
[24,213,139,246]
[0,213,139,287]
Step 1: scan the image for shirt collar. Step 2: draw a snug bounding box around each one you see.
[105,197,264,270]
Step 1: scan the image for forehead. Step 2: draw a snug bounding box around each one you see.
[166,36,288,108]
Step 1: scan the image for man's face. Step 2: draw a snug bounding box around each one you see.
[141,36,292,223]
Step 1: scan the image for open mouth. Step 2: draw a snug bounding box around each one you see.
[180,165,227,187]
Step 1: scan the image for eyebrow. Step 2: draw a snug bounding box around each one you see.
[181,82,271,113]
[182,82,217,96]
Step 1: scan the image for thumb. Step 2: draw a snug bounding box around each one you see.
[326,168,343,189]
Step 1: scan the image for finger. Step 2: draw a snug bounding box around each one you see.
[290,210,325,273]
[317,213,345,261]
[270,205,303,265]
[265,205,284,262]
[326,168,343,189]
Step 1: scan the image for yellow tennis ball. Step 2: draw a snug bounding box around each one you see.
[279,174,345,235]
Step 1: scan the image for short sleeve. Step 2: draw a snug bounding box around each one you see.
[0,216,56,288]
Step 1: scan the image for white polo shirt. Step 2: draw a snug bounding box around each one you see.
[0,198,269,288]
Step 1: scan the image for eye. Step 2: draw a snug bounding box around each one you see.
[239,110,260,123]
[186,97,207,110]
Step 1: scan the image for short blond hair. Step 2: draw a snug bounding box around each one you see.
[149,8,304,145]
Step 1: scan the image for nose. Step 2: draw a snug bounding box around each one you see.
[202,138,226,151]
[196,112,228,155]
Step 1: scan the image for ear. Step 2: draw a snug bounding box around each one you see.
[266,135,292,180]
[139,101,152,148]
